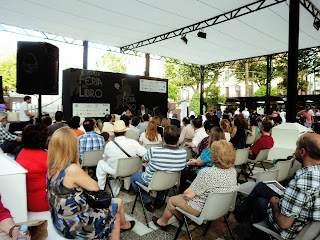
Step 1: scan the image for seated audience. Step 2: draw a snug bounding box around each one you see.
[68,116,85,137]
[137,114,150,134]
[96,120,147,193]
[197,121,215,155]
[0,112,22,159]
[48,111,67,135]
[129,116,140,134]
[131,125,186,211]
[178,117,195,145]
[153,116,163,137]
[152,140,237,229]
[184,117,208,153]
[249,121,274,160]
[161,117,171,128]
[179,127,226,193]
[95,119,104,134]
[139,120,162,146]
[234,133,320,239]
[170,113,181,128]
[230,117,246,149]
[41,116,52,127]
[121,115,139,141]
[247,116,259,136]
[102,114,114,137]
[0,194,19,239]
[47,127,135,239]
[220,119,231,141]
[16,124,49,211]
[79,119,105,160]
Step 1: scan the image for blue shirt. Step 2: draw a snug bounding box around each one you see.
[196,148,214,174]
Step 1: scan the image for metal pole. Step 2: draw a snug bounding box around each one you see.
[266,55,272,114]
[145,53,150,76]
[83,40,88,70]
[286,0,300,122]
[245,62,249,97]
[38,94,42,121]
[200,65,205,115]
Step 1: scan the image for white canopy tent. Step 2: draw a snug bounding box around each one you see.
[0,0,319,65]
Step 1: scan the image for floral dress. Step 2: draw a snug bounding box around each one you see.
[47,164,117,239]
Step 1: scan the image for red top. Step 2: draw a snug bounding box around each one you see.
[249,135,274,160]
[0,195,12,222]
[16,149,49,212]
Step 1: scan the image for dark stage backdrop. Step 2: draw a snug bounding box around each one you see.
[62,68,168,121]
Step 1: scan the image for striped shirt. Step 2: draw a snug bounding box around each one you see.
[142,145,187,185]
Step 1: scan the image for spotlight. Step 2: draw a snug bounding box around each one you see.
[181,34,188,44]
[314,18,320,31]
[197,30,207,39]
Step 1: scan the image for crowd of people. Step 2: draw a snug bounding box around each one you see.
[0,100,320,239]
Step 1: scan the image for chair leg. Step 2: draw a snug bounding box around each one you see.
[174,218,184,240]
[161,189,169,206]
[106,175,114,198]
[260,161,266,171]
[138,186,150,228]
[224,215,235,240]
[248,163,255,176]
[240,165,248,182]
[202,221,212,236]
[183,215,192,240]
[131,191,139,214]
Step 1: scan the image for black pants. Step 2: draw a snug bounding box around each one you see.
[0,141,23,159]
[179,168,197,194]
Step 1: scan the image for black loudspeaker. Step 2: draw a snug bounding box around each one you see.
[17,41,59,95]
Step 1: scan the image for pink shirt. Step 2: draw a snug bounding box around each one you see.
[178,124,195,144]
[298,110,312,124]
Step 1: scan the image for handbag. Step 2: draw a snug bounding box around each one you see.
[84,190,112,209]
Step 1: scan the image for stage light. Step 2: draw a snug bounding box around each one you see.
[197,30,207,39]
[314,18,320,31]
[181,34,188,44]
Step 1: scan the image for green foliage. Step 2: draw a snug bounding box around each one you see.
[204,84,226,107]
[0,53,16,93]
[168,83,180,101]
[233,62,268,87]
[190,92,200,116]
[96,52,127,73]
[253,85,278,97]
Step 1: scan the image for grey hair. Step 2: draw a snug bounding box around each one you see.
[0,112,7,121]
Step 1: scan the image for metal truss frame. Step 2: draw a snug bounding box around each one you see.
[120,0,286,52]
[300,0,320,20]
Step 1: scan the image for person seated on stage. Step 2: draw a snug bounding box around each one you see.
[16,123,49,212]
[183,117,208,153]
[0,194,19,239]
[138,104,152,118]
[68,116,85,137]
[131,125,186,212]
[139,120,162,147]
[152,140,237,230]
[48,111,67,135]
[137,114,150,135]
[178,117,194,145]
[233,133,320,239]
[197,120,216,155]
[0,112,22,159]
[179,127,226,194]
[78,119,105,160]
[249,121,274,160]
[47,127,135,239]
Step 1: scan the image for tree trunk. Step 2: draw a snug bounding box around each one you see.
[245,62,249,97]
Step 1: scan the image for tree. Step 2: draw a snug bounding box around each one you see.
[168,83,180,101]
[233,62,268,87]
[253,85,278,97]
[0,53,16,93]
[190,92,200,116]
[204,84,226,107]
[96,52,127,73]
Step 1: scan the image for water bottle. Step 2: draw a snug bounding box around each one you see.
[17,225,31,240]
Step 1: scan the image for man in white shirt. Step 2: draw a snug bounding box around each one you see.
[183,117,208,152]
[102,114,114,137]
[20,96,37,127]
[96,120,147,194]
[234,107,240,117]
[242,107,250,119]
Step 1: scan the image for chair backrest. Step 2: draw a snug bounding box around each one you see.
[116,157,142,178]
[256,168,279,183]
[182,146,193,161]
[275,159,292,182]
[246,135,256,145]
[254,133,262,142]
[235,148,249,166]
[82,149,104,167]
[255,149,270,162]
[179,138,192,146]
[295,221,320,240]
[144,143,162,150]
[200,192,237,222]
[288,160,302,179]
[149,171,180,191]
[125,130,139,141]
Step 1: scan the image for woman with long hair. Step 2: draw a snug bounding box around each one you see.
[247,117,259,136]
[46,127,134,239]
[220,119,231,141]
[230,116,246,149]
[179,127,226,193]
[153,116,163,137]
[139,120,162,146]
[161,118,171,128]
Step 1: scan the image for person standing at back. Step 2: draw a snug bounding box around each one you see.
[20,96,37,127]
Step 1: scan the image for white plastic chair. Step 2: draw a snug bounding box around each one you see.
[246,134,256,145]
[106,157,142,197]
[182,146,193,161]
[247,149,270,175]
[81,149,104,173]
[273,159,292,182]
[238,168,279,197]
[253,220,320,240]
[131,171,180,227]
[234,148,249,181]
[174,191,237,240]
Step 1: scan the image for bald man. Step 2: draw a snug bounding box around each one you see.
[233,133,320,239]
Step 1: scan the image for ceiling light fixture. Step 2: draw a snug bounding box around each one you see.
[197,30,207,39]
[181,34,188,44]
[314,18,320,31]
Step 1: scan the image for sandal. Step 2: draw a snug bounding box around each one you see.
[120,221,136,232]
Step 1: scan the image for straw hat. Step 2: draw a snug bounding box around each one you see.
[113,120,128,133]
